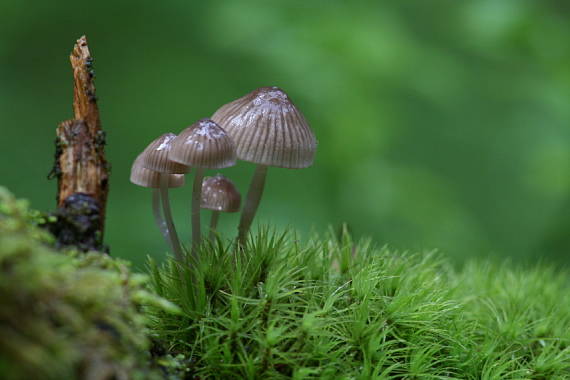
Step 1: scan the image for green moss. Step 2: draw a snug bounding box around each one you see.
[0,188,178,380]
[147,228,570,379]
[3,186,569,379]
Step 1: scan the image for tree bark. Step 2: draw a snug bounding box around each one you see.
[47,36,110,253]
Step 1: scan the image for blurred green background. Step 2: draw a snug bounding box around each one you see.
[1,1,569,268]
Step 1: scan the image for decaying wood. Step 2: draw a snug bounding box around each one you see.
[70,36,101,137]
[48,36,109,252]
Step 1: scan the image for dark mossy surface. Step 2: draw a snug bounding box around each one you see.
[41,192,108,253]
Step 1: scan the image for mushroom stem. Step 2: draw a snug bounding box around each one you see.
[152,189,171,249]
[209,211,220,240]
[191,167,205,257]
[159,175,183,261]
[238,164,268,246]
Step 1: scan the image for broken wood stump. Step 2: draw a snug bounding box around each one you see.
[46,36,110,253]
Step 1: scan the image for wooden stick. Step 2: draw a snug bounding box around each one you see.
[49,36,109,252]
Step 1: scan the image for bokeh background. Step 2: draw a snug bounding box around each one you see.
[1,1,569,268]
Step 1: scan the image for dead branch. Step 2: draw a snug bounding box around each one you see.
[48,36,109,252]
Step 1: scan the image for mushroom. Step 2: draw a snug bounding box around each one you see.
[137,133,189,261]
[169,119,236,256]
[211,86,317,245]
[130,154,185,259]
[201,174,241,240]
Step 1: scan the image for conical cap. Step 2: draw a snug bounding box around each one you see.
[130,155,185,188]
[201,174,241,212]
[211,86,316,169]
[140,133,189,174]
[169,119,236,169]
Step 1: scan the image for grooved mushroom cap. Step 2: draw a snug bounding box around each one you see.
[211,86,317,169]
[169,119,236,169]
[200,174,241,212]
[139,133,189,174]
[130,155,185,188]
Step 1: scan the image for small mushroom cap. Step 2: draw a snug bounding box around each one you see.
[130,155,185,188]
[211,86,317,169]
[201,174,241,212]
[169,119,236,169]
[139,133,189,174]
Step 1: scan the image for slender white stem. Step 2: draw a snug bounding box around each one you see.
[191,167,205,258]
[238,164,268,246]
[159,175,183,261]
[152,189,171,249]
[209,211,220,241]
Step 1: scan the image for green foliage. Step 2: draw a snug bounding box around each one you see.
[2,2,570,265]
[148,227,570,379]
[0,187,178,380]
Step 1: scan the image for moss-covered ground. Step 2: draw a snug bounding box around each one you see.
[0,188,181,380]
[1,188,569,379]
[148,230,570,379]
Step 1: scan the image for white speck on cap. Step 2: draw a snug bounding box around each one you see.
[139,133,189,174]
[169,119,236,169]
[212,86,317,169]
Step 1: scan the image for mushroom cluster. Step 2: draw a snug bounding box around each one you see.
[130,86,316,261]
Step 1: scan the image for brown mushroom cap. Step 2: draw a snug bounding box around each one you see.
[169,119,236,169]
[139,133,189,174]
[200,174,241,212]
[211,86,317,169]
[130,155,185,188]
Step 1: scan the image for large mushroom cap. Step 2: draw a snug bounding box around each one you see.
[201,174,241,212]
[211,86,317,169]
[169,119,236,169]
[130,155,185,188]
[139,133,189,174]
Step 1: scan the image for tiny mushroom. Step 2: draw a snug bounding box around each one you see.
[137,133,189,261]
[139,133,190,175]
[201,174,241,240]
[169,119,236,256]
[130,153,185,259]
[211,86,317,245]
